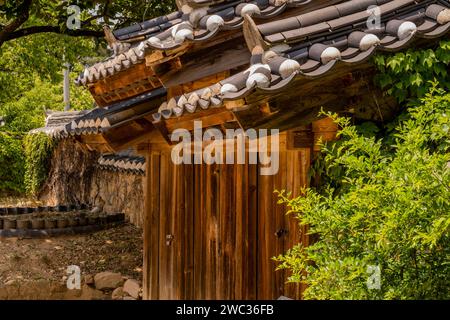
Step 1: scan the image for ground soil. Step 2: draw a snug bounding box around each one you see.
[0,223,143,287]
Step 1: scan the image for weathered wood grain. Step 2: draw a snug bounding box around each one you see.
[140,126,339,300]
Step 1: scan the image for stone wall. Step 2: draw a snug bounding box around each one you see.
[39,139,144,227]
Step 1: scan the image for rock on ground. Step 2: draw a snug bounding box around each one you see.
[112,287,124,300]
[84,274,94,286]
[94,272,124,291]
[123,279,140,299]
[0,281,109,300]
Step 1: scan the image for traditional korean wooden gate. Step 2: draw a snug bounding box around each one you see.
[141,126,335,300]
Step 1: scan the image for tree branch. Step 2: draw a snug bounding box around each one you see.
[4,25,104,42]
[0,0,33,46]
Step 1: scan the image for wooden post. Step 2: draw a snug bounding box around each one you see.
[142,148,152,300]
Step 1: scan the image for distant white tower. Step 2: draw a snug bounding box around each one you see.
[64,62,71,111]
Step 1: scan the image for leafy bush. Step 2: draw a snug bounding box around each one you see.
[0,32,96,194]
[0,132,25,193]
[23,133,57,195]
[373,41,450,103]
[275,86,450,300]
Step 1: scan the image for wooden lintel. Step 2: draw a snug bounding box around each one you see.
[130,118,151,131]
[145,50,165,65]
[224,99,247,111]
[146,43,190,68]
[109,129,157,152]
[104,118,156,151]
[78,133,115,153]
[165,108,236,132]
[79,133,108,145]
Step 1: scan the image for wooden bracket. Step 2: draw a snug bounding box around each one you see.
[259,102,276,116]
[242,14,269,52]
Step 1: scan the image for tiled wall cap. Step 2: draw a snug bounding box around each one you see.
[264,53,301,78]
[220,72,248,94]
[203,15,225,31]
[270,0,288,6]
[425,4,447,21]
[348,31,381,51]
[201,87,213,100]
[189,7,209,26]
[236,3,261,17]
[320,47,341,64]
[148,36,163,47]
[247,63,271,75]
[437,9,450,24]
[309,43,341,64]
[177,95,188,108]
[220,83,239,94]
[172,22,195,43]
[387,19,417,40]
[246,66,272,89]
[188,92,200,106]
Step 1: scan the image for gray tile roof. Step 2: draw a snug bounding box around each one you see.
[64,87,166,137]
[75,0,317,85]
[29,110,91,139]
[150,0,450,121]
[97,153,145,175]
[70,0,449,137]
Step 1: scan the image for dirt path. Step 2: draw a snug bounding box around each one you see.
[0,224,143,286]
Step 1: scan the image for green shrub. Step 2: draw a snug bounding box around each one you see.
[275,86,450,300]
[0,132,25,193]
[373,40,450,103]
[23,133,57,195]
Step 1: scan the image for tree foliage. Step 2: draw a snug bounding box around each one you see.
[23,132,56,195]
[275,85,450,299]
[0,0,176,46]
[0,1,176,194]
[0,132,25,193]
[373,41,450,103]
[0,30,97,194]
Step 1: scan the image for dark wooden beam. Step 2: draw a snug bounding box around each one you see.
[158,41,251,88]
[234,63,398,131]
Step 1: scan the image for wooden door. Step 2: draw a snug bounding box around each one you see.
[142,145,311,300]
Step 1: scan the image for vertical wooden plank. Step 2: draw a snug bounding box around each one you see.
[205,163,219,299]
[257,133,290,300]
[234,158,258,300]
[217,163,225,300]
[283,150,301,299]
[234,162,244,299]
[174,162,185,299]
[299,147,312,298]
[158,150,175,299]
[142,150,151,300]
[257,163,275,299]
[143,150,161,300]
[282,146,313,299]
[183,163,195,299]
[247,162,258,300]
[169,155,179,300]
[273,143,287,299]
[193,163,206,299]
[217,163,235,299]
